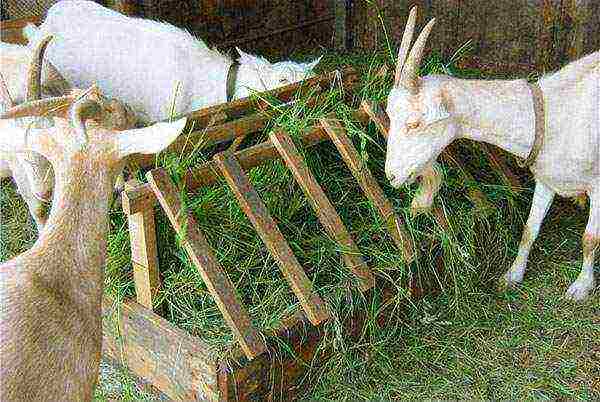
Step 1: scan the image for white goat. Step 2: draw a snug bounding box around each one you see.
[24,0,322,124]
[0,37,70,229]
[1,38,137,229]
[0,46,187,400]
[384,7,599,301]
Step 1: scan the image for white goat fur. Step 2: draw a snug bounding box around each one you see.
[0,41,64,229]
[24,0,322,124]
[385,7,599,301]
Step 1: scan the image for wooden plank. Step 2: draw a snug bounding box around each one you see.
[122,108,373,215]
[269,130,374,291]
[113,0,138,16]
[213,153,329,326]
[184,67,359,126]
[102,295,219,401]
[319,116,415,263]
[216,15,336,49]
[146,168,267,360]
[0,16,41,45]
[123,180,161,311]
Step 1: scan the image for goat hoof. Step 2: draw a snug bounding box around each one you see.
[565,279,594,302]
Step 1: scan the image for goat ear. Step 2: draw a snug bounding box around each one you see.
[115,118,187,157]
[304,56,322,71]
[235,47,268,66]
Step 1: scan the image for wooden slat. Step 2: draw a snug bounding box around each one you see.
[122,108,373,215]
[213,153,329,326]
[360,100,450,229]
[0,16,41,45]
[146,169,267,360]
[269,130,374,291]
[123,180,161,310]
[319,116,415,263]
[113,0,138,16]
[102,295,219,401]
[184,67,358,126]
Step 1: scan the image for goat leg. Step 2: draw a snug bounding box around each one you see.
[566,185,599,301]
[500,181,554,289]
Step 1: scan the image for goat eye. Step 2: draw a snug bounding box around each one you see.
[407,121,422,131]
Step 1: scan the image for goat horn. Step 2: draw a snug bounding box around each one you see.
[399,18,436,94]
[0,96,72,120]
[27,35,54,102]
[394,6,418,87]
[0,72,14,108]
[70,97,102,144]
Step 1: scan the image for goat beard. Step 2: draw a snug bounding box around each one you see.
[410,163,443,217]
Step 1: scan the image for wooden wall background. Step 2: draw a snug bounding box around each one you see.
[353,0,599,74]
[1,1,598,73]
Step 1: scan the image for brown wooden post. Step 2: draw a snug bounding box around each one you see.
[269,130,375,291]
[332,0,347,50]
[214,153,330,326]
[353,0,379,50]
[146,169,267,360]
[122,179,161,311]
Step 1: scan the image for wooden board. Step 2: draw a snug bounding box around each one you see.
[0,16,41,44]
[102,295,219,401]
[214,152,330,326]
[146,168,267,360]
[126,207,161,310]
[122,108,373,215]
[184,67,358,126]
[269,129,374,291]
[319,115,415,263]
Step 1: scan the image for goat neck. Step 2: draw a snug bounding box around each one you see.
[444,76,536,159]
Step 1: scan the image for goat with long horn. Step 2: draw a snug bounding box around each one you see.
[0,39,187,401]
[384,6,599,301]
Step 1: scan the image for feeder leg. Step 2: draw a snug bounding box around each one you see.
[124,180,162,311]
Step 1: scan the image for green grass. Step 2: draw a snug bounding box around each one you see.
[1,47,598,401]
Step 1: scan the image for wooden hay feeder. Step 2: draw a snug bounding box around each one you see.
[102,65,523,400]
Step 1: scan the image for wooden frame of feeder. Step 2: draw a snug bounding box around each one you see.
[104,69,522,400]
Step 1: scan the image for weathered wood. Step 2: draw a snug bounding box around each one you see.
[123,180,161,311]
[146,168,267,360]
[214,153,330,326]
[269,130,375,291]
[122,108,372,215]
[319,116,415,263]
[184,67,358,126]
[102,295,219,401]
[0,16,41,44]
[332,0,347,50]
